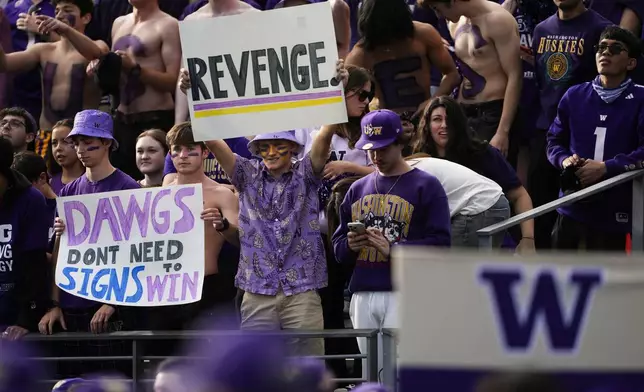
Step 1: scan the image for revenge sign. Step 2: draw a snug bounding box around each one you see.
[55,185,205,307]
[179,3,347,141]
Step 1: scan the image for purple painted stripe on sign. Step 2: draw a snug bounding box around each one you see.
[193,90,342,111]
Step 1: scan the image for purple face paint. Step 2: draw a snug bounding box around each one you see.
[171,152,179,158]
[64,14,76,26]
[186,151,201,157]
[86,145,100,151]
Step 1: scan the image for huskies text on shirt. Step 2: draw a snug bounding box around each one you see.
[547,82,644,232]
[533,10,612,130]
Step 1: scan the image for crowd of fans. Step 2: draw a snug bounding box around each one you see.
[0,0,643,391]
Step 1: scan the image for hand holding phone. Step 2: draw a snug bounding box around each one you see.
[348,221,366,235]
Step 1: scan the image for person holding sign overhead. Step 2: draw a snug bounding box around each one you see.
[331,109,451,376]
[173,0,260,125]
[38,109,139,378]
[155,122,240,330]
[0,137,51,341]
[202,60,348,356]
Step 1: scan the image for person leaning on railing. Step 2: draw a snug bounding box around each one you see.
[546,26,644,251]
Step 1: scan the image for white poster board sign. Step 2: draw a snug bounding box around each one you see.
[393,248,644,391]
[179,3,347,141]
[55,185,205,307]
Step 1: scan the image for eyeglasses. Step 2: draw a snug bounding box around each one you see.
[595,43,628,56]
[0,119,25,128]
[349,89,375,102]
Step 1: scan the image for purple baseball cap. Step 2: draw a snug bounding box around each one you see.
[247,131,304,157]
[68,110,119,151]
[355,109,403,151]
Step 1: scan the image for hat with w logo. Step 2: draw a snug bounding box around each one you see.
[69,109,119,151]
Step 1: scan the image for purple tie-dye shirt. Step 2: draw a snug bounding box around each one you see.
[231,154,327,296]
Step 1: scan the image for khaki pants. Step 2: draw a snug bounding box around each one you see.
[240,290,324,356]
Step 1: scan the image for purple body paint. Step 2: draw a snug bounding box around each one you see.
[373,56,425,110]
[113,34,147,105]
[42,62,86,124]
[64,14,76,27]
[453,24,488,100]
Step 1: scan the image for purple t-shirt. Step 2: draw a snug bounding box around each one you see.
[331,168,451,293]
[533,10,612,130]
[49,172,64,196]
[0,182,50,326]
[163,137,255,184]
[57,169,140,309]
[5,0,56,122]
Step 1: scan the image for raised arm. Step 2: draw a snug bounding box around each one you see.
[0,42,44,73]
[331,0,350,60]
[205,140,237,179]
[36,15,108,60]
[309,125,335,175]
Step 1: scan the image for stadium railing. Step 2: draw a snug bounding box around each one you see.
[477,170,644,250]
[14,329,380,390]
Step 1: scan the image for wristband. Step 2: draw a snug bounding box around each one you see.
[217,217,230,232]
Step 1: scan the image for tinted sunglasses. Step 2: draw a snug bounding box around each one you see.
[594,43,628,56]
[349,89,374,102]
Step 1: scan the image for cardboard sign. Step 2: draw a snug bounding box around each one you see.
[179,3,347,141]
[55,185,205,307]
[393,248,644,391]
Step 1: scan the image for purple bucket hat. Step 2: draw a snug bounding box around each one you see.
[355,109,403,151]
[247,131,304,157]
[69,110,119,151]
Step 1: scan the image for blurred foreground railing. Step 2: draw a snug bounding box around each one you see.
[2,329,380,391]
[478,170,644,250]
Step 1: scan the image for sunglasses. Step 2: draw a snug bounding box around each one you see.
[594,43,628,56]
[349,89,374,102]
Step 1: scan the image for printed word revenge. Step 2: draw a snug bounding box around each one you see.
[187,41,330,101]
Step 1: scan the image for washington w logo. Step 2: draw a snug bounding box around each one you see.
[479,268,603,352]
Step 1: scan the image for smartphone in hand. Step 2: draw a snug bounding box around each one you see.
[348,221,366,235]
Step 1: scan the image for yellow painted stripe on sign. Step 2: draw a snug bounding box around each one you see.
[193,96,344,118]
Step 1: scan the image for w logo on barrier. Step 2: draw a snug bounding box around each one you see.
[479,268,603,352]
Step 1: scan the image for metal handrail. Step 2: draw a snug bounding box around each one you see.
[477,170,644,249]
[12,329,381,390]
[22,328,378,341]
